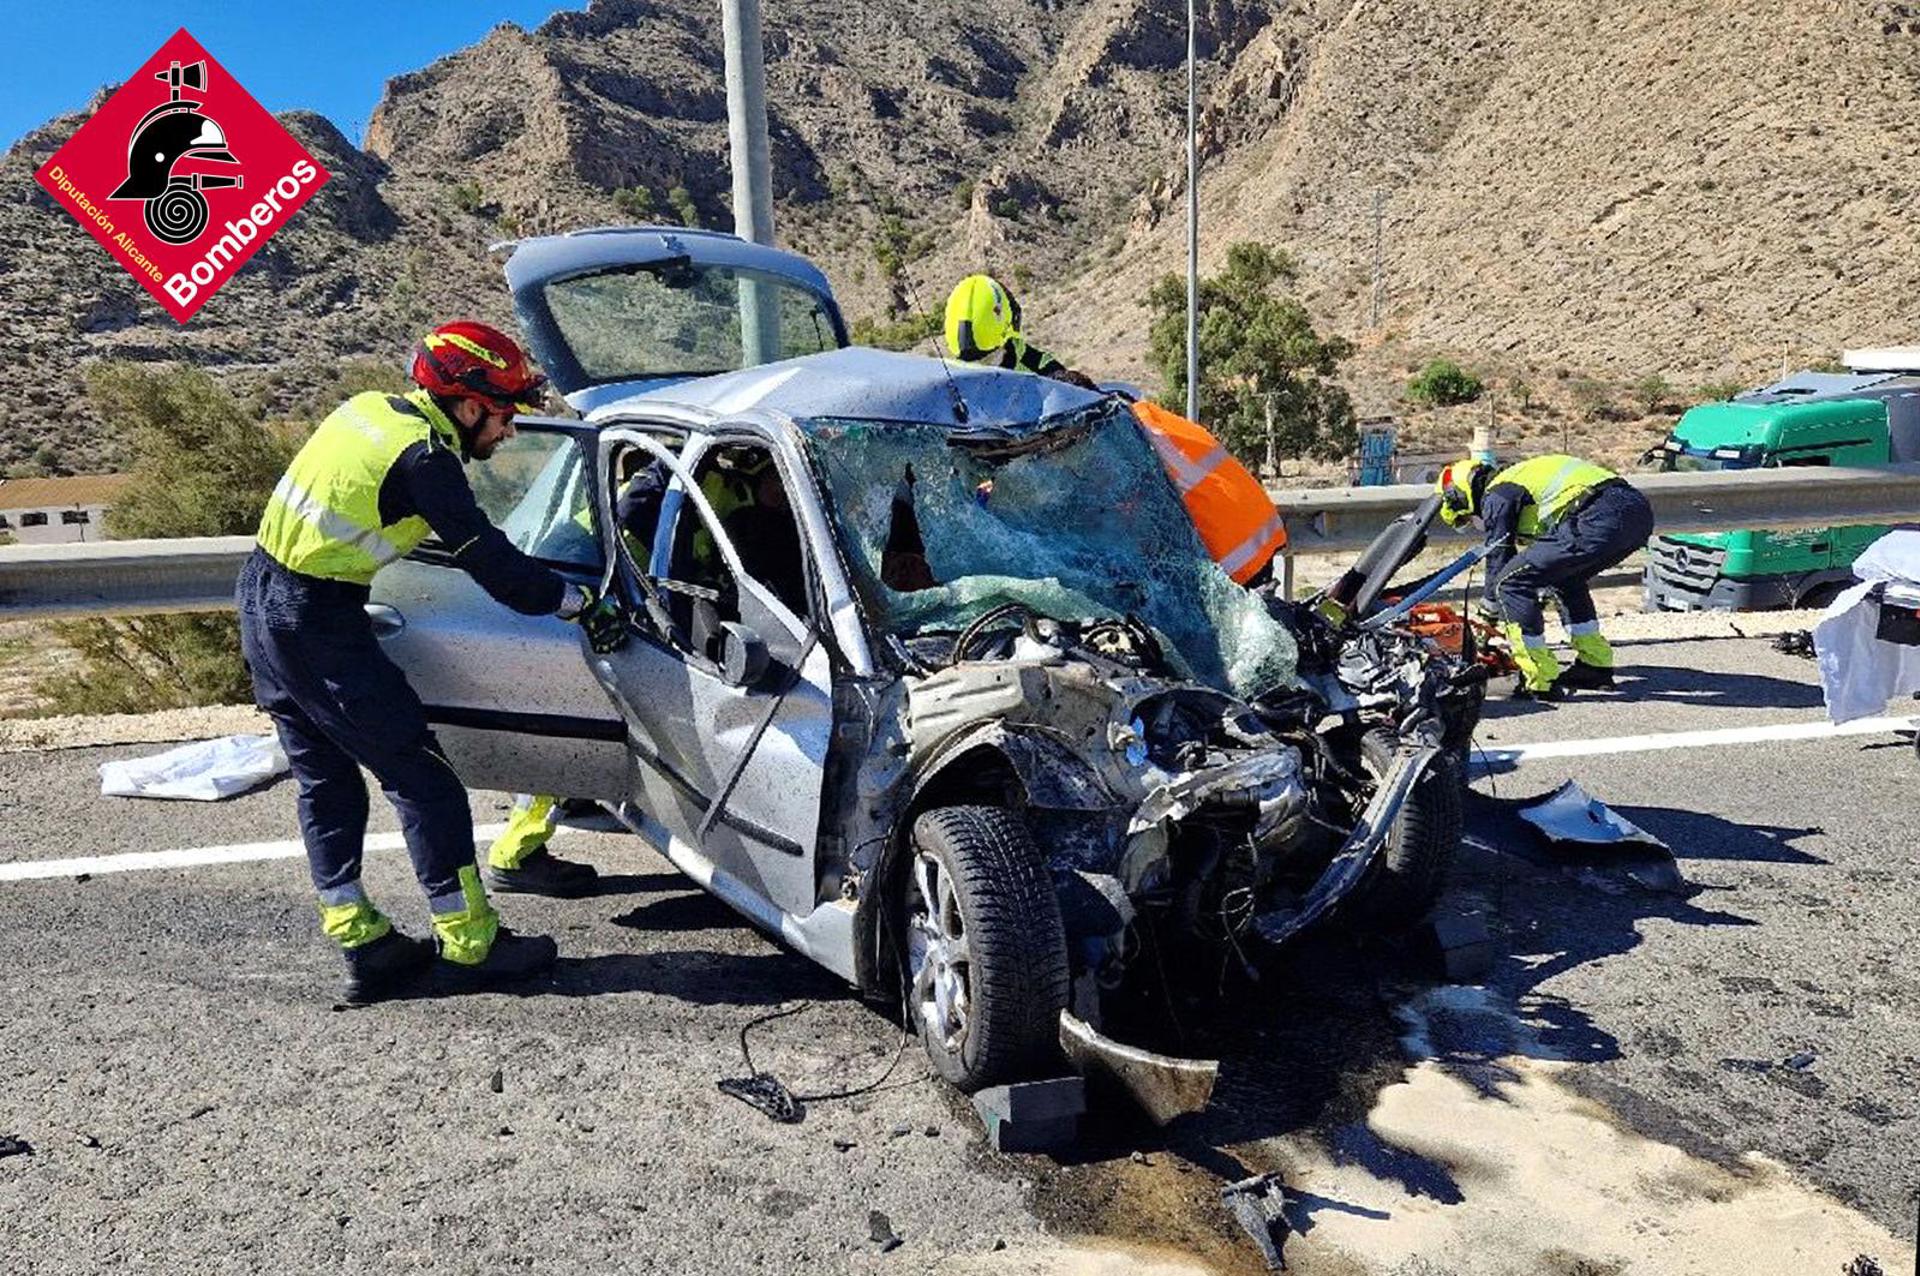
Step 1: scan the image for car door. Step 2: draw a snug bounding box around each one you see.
[369,417,629,799]
[593,426,834,922]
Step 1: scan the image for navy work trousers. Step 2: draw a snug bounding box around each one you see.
[1492,482,1655,636]
[236,550,474,905]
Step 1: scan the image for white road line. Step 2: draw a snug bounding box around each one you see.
[1474,713,1916,768]
[0,822,512,883]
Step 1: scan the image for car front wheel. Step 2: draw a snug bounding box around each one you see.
[1348,728,1464,930]
[903,805,1070,1092]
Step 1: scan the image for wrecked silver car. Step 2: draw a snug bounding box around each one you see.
[371,246,1459,1094]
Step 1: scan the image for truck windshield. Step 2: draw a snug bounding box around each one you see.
[802,400,1299,699]
[1652,440,1761,473]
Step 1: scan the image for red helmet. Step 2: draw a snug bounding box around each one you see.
[410,321,546,412]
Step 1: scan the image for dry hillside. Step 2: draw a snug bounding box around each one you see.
[3,0,1917,477]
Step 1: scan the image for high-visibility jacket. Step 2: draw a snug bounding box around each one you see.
[1131,400,1287,584]
[1489,453,1618,540]
[257,389,460,584]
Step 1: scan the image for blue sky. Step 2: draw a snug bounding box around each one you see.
[3,2,584,149]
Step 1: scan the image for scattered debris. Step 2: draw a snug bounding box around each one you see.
[72,873,90,885]
[496,1126,513,1137]
[1517,780,1685,893]
[1057,1012,1216,1124]
[832,1137,857,1152]
[867,1209,902,1253]
[76,1134,98,1149]
[1413,906,1495,983]
[991,1238,1007,1252]
[1130,1150,1150,1166]
[972,1077,1086,1154]
[0,1136,32,1159]
[188,1105,215,1120]
[488,1068,504,1094]
[1784,1050,1818,1071]
[1220,1172,1289,1270]
[1842,1256,1886,1276]
[922,1124,939,1137]
[1519,780,1666,849]
[1772,629,1816,659]
[889,1123,912,1139]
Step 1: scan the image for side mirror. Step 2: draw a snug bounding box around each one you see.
[717,621,770,688]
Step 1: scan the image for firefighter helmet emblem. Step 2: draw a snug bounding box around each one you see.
[108,60,242,245]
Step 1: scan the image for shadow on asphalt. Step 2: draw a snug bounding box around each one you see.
[549,947,852,1005]
[1475,659,1824,726]
[609,889,743,932]
[1610,662,1825,710]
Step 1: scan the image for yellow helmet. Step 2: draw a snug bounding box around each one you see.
[1435,457,1490,528]
[945,273,1021,362]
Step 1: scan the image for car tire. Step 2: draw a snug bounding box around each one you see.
[1350,729,1463,930]
[902,805,1070,1092]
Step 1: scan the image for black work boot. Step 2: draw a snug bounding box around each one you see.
[339,930,435,1005]
[1556,661,1615,691]
[433,927,558,992]
[485,847,598,898]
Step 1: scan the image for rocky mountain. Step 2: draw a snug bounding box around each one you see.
[4,0,1918,477]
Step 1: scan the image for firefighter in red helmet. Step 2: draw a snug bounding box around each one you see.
[239,320,628,1003]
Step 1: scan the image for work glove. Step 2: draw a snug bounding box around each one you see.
[562,585,630,654]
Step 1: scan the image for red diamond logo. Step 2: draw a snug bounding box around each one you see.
[33,28,330,323]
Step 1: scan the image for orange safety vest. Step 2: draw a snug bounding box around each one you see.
[1130,400,1287,584]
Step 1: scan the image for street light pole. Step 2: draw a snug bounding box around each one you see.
[721,0,773,247]
[1185,0,1199,422]
[721,0,777,361]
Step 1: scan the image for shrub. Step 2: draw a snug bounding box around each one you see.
[1694,379,1747,403]
[1405,359,1485,407]
[850,312,942,352]
[1631,374,1675,415]
[449,180,484,213]
[1568,376,1614,420]
[612,184,656,220]
[35,365,301,716]
[667,184,700,228]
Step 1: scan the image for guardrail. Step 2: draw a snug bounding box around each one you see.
[6,464,1920,621]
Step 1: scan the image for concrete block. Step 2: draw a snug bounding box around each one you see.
[1421,907,1494,983]
[972,1076,1086,1153]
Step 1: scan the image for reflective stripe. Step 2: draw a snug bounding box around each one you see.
[1532,458,1584,515]
[1149,434,1231,493]
[1567,620,1602,637]
[270,473,406,565]
[318,881,371,907]
[1218,512,1286,577]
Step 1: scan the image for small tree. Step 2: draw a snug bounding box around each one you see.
[1406,359,1485,407]
[1146,242,1357,464]
[1632,374,1675,415]
[1694,379,1746,403]
[37,365,301,716]
[449,180,484,213]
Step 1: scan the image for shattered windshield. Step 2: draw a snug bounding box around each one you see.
[804,401,1298,698]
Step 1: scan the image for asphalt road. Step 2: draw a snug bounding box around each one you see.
[0,630,1914,1274]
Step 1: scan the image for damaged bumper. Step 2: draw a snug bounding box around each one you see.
[1058,1010,1219,1124]
[1254,740,1441,947]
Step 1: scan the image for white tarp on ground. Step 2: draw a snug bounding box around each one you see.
[99,733,289,802]
[1815,529,1920,723]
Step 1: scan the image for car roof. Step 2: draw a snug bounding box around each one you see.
[602,346,1108,432]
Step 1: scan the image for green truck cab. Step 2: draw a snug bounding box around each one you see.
[1643,363,1920,611]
